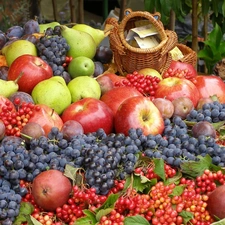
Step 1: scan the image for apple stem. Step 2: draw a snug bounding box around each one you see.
[20,132,32,140]
[51,109,54,117]
[14,72,24,84]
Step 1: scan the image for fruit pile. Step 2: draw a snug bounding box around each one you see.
[1,18,225,225]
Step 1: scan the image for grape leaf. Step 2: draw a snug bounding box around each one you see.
[95,193,119,212]
[13,202,34,225]
[180,155,213,178]
[30,216,43,225]
[179,210,194,225]
[124,174,155,193]
[164,170,182,185]
[169,185,186,197]
[64,164,84,186]
[96,208,114,221]
[153,158,166,181]
[74,215,97,225]
[124,215,150,225]
[211,218,225,225]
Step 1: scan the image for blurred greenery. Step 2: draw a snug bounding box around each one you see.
[0,0,31,32]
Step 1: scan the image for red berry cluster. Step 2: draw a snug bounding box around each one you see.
[56,185,107,225]
[0,98,40,137]
[163,68,197,83]
[114,71,161,98]
[63,56,73,68]
[134,163,177,180]
[195,169,225,194]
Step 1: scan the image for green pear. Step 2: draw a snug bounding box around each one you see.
[39,21,60,33]
[0,79,19,98]
[67,56,95,78]
[60,25,97,59]
[32,76,72,115]
[67,76,101,103]
[2,40,37,66]
[72,23,105,46]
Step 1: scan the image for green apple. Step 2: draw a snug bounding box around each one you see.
[67,56,95,78]
[2,40,37,66]
[31,76,72,115]
[67,76,101,103]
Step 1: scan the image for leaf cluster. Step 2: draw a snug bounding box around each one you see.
[198,23,225,74]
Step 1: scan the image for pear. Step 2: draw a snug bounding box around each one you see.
[60,25,96,59]
[67,76,101,103]
[2,40,37,66]
[72,23,105,47]
[0,73,22,97]
[31,76,72,115]
[39,22,60,33]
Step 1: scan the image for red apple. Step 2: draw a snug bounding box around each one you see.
[28,104,63,135]
[32,169,72,211]
[7,54,53,94]
[61,97,114,134]
[100,86,142,117]
[194,75,225,103]
[114,96,165,136]
[154,77,200,107]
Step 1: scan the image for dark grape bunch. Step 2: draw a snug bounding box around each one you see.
[35,26,71,83]
[0,178,22,225]
[144,115,225,167]
[186,100,225,123]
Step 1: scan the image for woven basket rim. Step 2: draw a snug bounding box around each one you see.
[118,8,168,53]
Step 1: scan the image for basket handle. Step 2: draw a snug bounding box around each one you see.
[161,30,178,56]
[105,17,126,55]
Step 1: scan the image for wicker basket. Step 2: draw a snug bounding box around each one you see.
[176,43,197,67]
[106,8,178,75]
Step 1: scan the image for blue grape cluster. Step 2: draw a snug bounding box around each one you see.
[36,27,71,82]
[144,114,225,167]
[0,178,22,225]
[186,101,225,123]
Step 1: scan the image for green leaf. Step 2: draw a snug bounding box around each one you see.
[153,158,166,181]
[124,174,153,193]
[179,210,194,225]
[144,0,155,13]
[211,217,225,225]
[124,215,150,225]
[169,185,186,197]
[74,215,97,225]
[212,0,219,17]
[205,23,223,52]
[64,164,84,186]
[201,0,210,16]
[30,216,43,225]
[180,155,212,178]
[13,202,34,225]
[95,193,119,212]
[164,170,183,186]
[222,1,225,17]
[96,208,114,221]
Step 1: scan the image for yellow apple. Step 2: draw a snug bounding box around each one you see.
[138,68,162,80]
